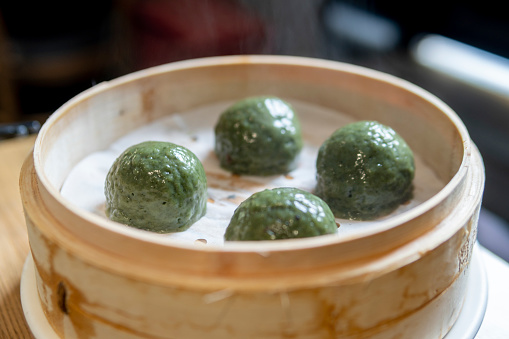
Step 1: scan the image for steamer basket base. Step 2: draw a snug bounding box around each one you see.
[21,244,488,339]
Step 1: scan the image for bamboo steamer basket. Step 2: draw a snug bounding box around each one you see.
[20,55,484,338]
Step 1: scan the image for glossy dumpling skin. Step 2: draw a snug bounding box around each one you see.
[224,187,337,241]
[316,121,415,220]
[105,141,207,233]
[214,96,303,176]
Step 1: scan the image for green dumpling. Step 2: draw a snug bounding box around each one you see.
[214,96,303,175]
[224,187,337,241]
[104,141,207,233]
[316,121,415,220]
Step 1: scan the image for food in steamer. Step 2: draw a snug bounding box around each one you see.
[214,96,303,176]
[224,187,337,241]
[103,100,415,238]
[316,120,415,220]
[104,141,207,233]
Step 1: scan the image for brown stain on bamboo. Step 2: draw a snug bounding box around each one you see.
[32,234,175,339]
[142,88,155,122]
[32,235,97,339]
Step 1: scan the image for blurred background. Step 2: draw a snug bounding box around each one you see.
[1,0,508,260]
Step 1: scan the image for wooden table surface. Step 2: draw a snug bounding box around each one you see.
[0,135,37,339]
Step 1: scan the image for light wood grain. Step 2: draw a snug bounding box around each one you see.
[0,135,36,339]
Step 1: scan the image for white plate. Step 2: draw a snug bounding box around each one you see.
[20,244,488,339]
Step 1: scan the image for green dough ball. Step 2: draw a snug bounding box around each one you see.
[316,121,415,220]
[224,187,337,241]
[214,96,303,175]
[105,141,207,233]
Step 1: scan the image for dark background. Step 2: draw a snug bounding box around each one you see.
[1,0,508,259]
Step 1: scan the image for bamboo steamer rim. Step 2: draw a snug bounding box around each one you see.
[29,55,473,283]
